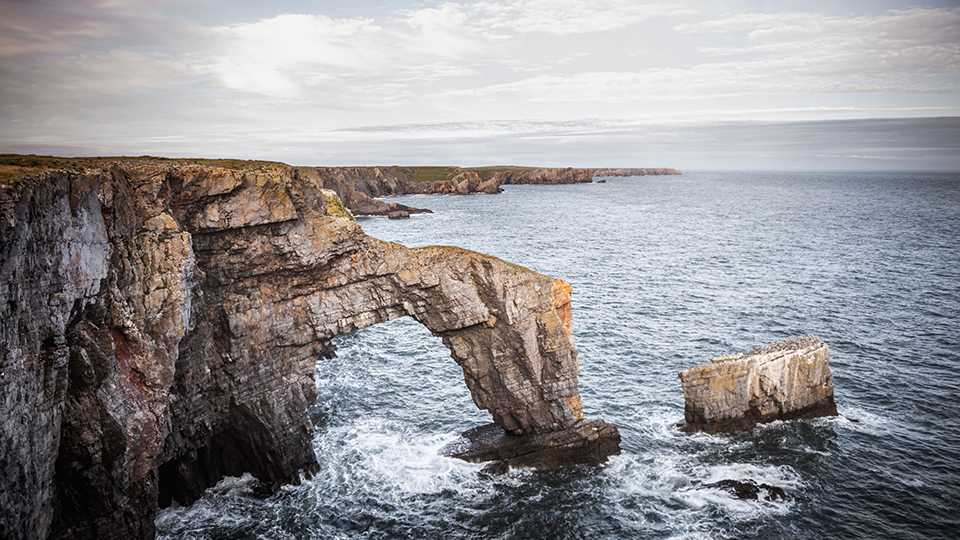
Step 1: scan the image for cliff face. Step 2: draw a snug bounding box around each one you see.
[678,336,838,433]
[1,160,617,540]
[300,166,500,216]
[300,166,680,215]
[591,168,681,177]
[488,168,595,185]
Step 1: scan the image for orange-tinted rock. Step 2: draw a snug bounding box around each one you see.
[1,159,618,540]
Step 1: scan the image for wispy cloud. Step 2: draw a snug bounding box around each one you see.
[0,0,957,169]
[463,0,690,35]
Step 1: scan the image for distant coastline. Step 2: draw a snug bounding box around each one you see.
[0,155,680,216]
[298,165,681,215]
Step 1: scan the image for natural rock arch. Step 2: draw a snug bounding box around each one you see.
[157,202,588,505]
[155,164,612,503]
[1,162,617,540]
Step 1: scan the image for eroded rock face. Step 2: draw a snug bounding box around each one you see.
[490,167,595,185]
[299,166,681,215]
[678,336,838,433]
[591,168,681,177]
[1,160,617,540]
[300,166,500,216]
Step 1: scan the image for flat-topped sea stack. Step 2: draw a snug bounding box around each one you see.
[678,336,838,433]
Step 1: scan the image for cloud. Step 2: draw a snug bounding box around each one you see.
[0,0,957,170]
[676,7,960,79]
[464,0,688,35]
[205,14,384,97]
[201,9,495,98]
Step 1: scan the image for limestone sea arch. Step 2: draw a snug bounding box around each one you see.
[0,160,619,540]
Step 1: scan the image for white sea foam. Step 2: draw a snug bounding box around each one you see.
[311,419,489,505]
[154,474,264,539]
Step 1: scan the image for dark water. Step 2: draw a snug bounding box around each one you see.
[157,171,960,539]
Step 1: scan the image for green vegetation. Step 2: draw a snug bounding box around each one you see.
[1,154,91,184]
[0,154,286,185]
[464,166,534,181]
[323,191,355,221]
[406,166,463,183]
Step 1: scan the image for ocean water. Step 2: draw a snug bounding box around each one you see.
[156,171,960,540]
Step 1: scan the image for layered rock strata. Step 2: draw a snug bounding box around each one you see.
[299,166,680,215]
[485,167,594,185]
[299,166,500,216]
[0,159,618,540]
[490,167,681,184]
[590,168,681,178]
[678,336,838,433]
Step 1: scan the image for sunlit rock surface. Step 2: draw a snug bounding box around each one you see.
[678,336,838,433]
[0,159,618,540]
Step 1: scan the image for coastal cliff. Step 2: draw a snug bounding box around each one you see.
[0,158,619,540]
[300,165,680,215]
[299,166,500,216]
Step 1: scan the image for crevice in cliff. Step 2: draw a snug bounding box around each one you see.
[157,403,316,508]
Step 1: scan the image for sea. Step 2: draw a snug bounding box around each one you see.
[156,171,960,540]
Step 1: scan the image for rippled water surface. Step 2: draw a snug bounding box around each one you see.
[157,171,960,539]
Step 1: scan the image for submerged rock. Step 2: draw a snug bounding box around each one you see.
[678,336,838,433]
[699,479,790,501]
[440,418,621,471]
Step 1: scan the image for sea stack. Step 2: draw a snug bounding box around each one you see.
[678,336,838,433]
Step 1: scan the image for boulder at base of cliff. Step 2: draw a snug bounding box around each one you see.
[678,336,838,433]
[440,419,621,471]
[387,210,410,219]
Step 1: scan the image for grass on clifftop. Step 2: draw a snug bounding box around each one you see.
[0,154,287,185]
[464,166,534,181]
[397,166,536,183]
[406,166,463,183]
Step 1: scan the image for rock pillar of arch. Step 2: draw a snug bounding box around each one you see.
[291,218,622,468]
[157,168,620,510]
[314,240,585,436]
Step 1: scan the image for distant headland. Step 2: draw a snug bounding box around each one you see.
[1,155,679,216]
[298,165,681,215]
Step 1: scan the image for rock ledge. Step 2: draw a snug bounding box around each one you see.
[440,418,621,470]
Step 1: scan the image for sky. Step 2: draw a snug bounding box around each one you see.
[1,0,959,170]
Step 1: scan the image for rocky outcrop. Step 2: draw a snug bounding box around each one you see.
[298,166,680,215]
[440,418,620,471]
[591,168,681,177]
[487,167,594,185]
[1,158,618,540]
[297,166,432,216]
[696,479,790,501]
[678,336,838,433]
[299,166,500,216]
